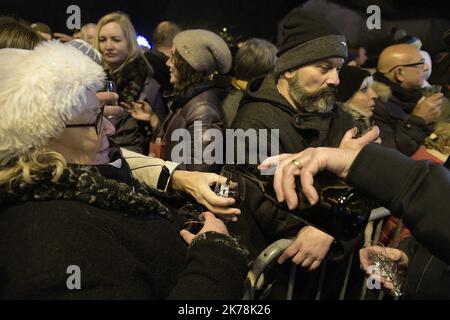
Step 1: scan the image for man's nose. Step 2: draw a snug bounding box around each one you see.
[326,69,340,86]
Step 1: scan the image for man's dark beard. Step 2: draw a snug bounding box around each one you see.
[287,77,337,113]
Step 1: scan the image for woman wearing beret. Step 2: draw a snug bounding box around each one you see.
[0,41,247,299]
[159,29,231,173]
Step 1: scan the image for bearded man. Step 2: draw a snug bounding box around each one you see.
[230,9,359,299]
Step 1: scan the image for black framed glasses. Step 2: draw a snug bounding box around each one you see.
[65,105,104,135]
[387,61,425,73]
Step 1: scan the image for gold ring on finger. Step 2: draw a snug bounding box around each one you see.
[291,158,303,170]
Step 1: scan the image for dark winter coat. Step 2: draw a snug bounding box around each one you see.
[229,74,360,299]
[348,143,450,265]
[348,143,450,299]
[161,83,225,173]
[109,56,168,155]
[230,74,355,255]
[0,164,248,299]
[372,73,433,156]
[399,237,450,299]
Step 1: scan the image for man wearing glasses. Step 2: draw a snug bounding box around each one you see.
[372,44,443,156]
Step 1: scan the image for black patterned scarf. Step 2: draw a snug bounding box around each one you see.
[0,164,171,219]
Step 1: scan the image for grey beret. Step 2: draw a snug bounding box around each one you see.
[173,29,232,75]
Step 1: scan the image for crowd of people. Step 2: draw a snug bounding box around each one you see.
[0,6,449,300]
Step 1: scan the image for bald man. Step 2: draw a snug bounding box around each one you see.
[371,44,443,156]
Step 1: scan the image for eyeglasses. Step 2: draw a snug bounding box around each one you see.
[387,61,425,73]
[65,105,104,135]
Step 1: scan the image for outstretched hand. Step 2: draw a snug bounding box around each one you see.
[171,170,241,218]
[122,100,160,129]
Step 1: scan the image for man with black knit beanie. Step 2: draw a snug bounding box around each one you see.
[230,8,375,299]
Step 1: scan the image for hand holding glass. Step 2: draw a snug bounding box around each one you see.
[353,116,374,138]
[422,85,442,97]
[364,241,406,297]
[178,203,205,234]
[214,165,245,208]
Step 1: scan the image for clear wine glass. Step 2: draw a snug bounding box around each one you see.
[353,116,374,138]
[105,79,116,93]
[364,241,406,297]
[214,165,245,207]
[422,84,442,97]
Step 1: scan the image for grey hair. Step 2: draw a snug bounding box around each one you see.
[234,38,278,81]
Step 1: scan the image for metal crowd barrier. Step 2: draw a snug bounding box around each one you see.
[243,207,394,300]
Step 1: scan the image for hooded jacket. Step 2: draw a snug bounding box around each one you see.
[230,74,362,299]
[233,74,354,155]
[230,74,355,255]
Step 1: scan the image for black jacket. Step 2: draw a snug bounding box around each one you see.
[348,144,450,299]
[232,75,354,156]
[230,74,354,254]
[110,56,167,155]
[372,73,433,156]
[161,83,225,173]
[399,237,450,299]
[0,165,248,300]
[348,143,450,265]
[230,74,359,299]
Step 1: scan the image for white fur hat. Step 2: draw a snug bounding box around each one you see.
[0,41,105,165]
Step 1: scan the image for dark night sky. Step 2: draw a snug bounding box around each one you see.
[1,0,449,43]
[1,0,301,42]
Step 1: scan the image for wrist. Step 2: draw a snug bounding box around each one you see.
[171,170,187,192]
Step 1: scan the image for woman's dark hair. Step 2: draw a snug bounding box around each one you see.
[172,50,210,94]
[0,17,43,50]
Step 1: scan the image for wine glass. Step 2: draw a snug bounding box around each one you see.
[422,84,442,97]
[364,241,406,297]
[103,79,120,121]
[214,165,245,207]
[178,203,205,234]
[353,116,374,138]
[105,79,117,93]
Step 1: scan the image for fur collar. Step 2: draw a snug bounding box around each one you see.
[371,80,392,103]
[373,72,422,105]
[110,56,153,103]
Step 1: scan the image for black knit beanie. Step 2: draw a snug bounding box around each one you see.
[336,65,371,103]
[276,8,348,76]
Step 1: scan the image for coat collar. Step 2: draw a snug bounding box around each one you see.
[373,72,422,107]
